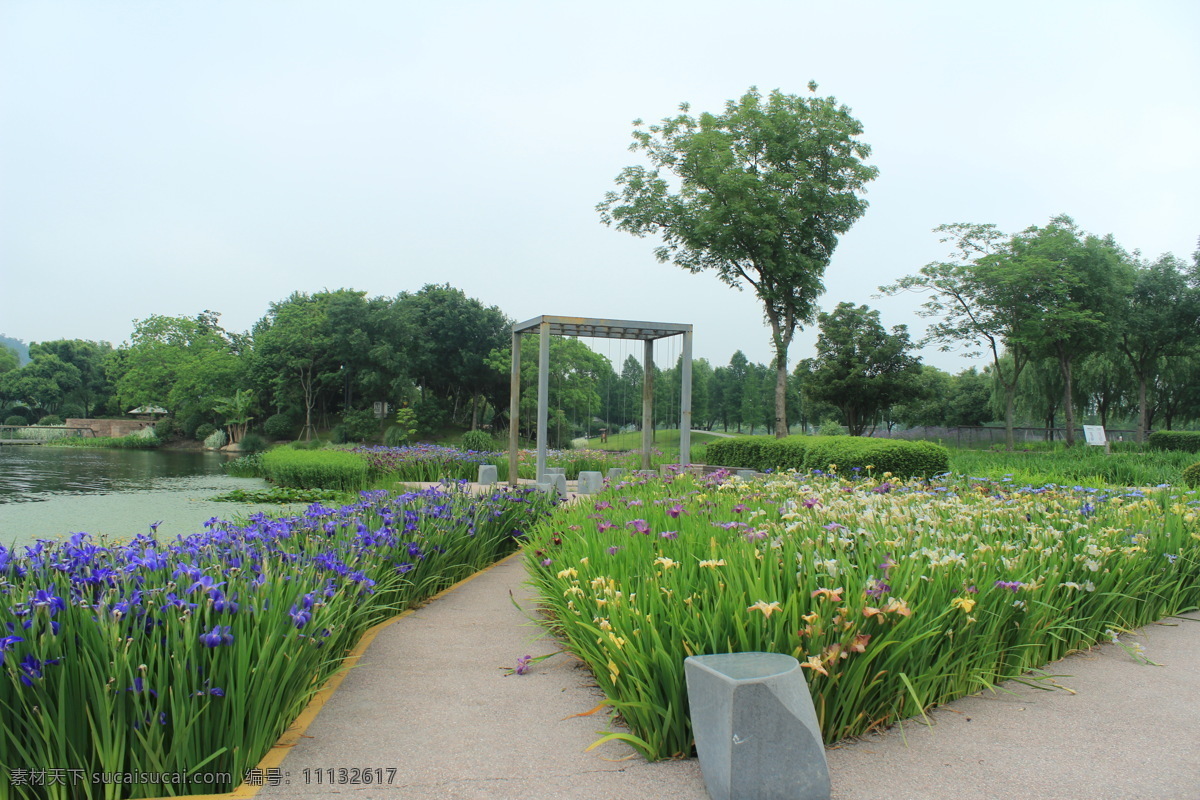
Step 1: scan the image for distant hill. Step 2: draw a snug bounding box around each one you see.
[0,335,30,365]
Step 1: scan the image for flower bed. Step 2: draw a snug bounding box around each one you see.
[0,485,555,799]
[352,444,670,483]
[524,470,1200,760]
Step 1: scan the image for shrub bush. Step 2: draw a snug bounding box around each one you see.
[4,413,29,426]
[37,415,63,426]
[59,403,85,420]
[195,423,217,441]
[182,412,207,439]
[461,429,494,452]
[152,416,180,440]
[238,432,268,453]
[383,425,411,447]
[204,429,228,450]
[340,408,380,443]
[1148,430,1200,453]
[262,447,369,490]
[263,412,295,440]
[1183,462,1200,489]
[414,396,448,432]
[817,419,846,436]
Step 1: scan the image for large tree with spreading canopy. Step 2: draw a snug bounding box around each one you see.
[598,84,878,437]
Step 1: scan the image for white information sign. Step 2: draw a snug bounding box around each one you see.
[1082,425,1107,446]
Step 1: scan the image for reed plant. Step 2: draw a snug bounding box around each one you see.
[261,448,369,491]
[221,453,264,478]
[0,484,554,799]
[524,469,1200,760]
[46,433,161,450]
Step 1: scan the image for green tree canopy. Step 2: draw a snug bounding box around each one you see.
[110,311,243,420]
[0,352,81,416]
[599,84,878,438]
[1115,252,1200,441]
[0,346,18,376]
[980,216,1134,446]
[802,302,923,436]
[29,339,115,416]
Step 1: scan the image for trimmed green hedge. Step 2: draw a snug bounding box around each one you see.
[1148,431,1200,453]
[706,435,950,479]
[704,436,778,471]
[262,448,369,491]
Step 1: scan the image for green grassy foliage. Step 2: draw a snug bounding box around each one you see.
[706,435,950,478]
[46,433,161,450]
[525,471,1200,759]
[583,429,723,453]
[952,447,1196,488]
[261,448,369,491]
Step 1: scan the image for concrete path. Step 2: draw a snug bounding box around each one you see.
[254,553,1200,800]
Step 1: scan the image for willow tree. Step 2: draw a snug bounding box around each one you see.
[598,84,877,437]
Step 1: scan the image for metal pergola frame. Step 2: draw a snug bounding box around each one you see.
[508,315,694,484]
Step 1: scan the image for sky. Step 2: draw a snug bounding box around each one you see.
[2,0,1197,375]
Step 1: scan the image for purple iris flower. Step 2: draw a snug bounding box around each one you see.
[627,519,651,535]
[188,575,225,596]
[289,604,312,629]
[31,590,66,615]
[0,635,23,666]
[199,625,234,647]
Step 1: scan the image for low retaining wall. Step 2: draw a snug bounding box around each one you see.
[65,418,155,438]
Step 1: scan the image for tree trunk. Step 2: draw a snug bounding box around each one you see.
[1059,354,1076,447]
[768,319,792,439]
[774,354,788,438]
[1004,385,1017,450]
[1137,373,1148,444]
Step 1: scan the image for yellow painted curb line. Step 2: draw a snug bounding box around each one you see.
[153,549,528,800]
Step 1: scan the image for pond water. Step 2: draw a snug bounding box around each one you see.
[0,445,302,549]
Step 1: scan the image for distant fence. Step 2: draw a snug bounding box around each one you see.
[868,426,1140,448]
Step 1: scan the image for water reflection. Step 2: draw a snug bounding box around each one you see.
[0,446,301,548]
[0,446,233,502]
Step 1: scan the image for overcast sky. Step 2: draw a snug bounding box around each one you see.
[2,0,1196,374]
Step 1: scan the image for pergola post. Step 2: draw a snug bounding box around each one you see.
[508,330,521,486]
[508,316,693,480]
[680,328,693,466]
[641,339,654,471]
[536,320,550,483]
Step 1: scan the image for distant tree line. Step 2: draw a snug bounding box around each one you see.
[2,216,1199,447]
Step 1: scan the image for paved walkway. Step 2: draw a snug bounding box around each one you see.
[252,553,1200,800]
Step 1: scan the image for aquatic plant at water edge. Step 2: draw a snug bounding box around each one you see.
[524,470,1200,760]
[262,447,369,490]
[222,453,264,478]
[46,432,161,450]
[0,484,555,799]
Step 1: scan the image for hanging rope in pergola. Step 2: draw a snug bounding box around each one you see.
[508,315,694,485]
